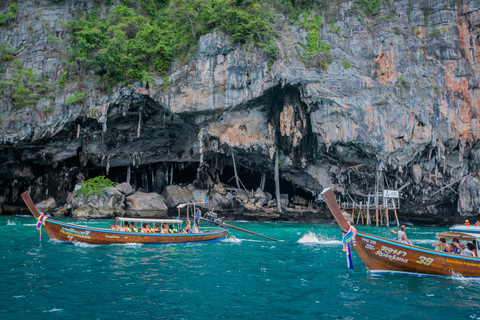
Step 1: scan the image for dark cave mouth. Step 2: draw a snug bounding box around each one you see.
[86,163,315,203]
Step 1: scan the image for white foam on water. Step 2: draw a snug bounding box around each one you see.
[297,232,321,244]
[43,308,62,313]
[7,220,16,225]
[23,223,36,226]
[225,236,242,243]
[410,239,437,244]
[298,232,342,245]
[73,241,100,248]
[123,242,144,248]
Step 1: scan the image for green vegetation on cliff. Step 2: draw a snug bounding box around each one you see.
[0,0,388,108]
[75,176,118,196]
[67,0,282,87]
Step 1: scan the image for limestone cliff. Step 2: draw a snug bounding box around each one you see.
[1,0,480,224]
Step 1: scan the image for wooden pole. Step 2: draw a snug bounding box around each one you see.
[367,194,371,225]
[352,208,355,223]
[394,208,399,226]
[231,150,240,189]
[127,165,131,185]
[385,208,389,227]
[170,164,173,185]
[274,150,282,213]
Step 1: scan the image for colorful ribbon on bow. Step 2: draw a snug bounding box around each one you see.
[36,212,47,242]
[342,222,357,270]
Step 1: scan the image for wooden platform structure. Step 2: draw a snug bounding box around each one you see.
[339,190,401,226]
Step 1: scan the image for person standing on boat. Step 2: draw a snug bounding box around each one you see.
[195,207,202,231]
[391,225,411,245]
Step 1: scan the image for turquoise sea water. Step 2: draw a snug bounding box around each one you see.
[1,216,480,320]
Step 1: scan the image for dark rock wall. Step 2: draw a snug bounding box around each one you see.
[1,0,480,223]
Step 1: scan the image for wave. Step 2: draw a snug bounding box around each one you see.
[7,220,16,225]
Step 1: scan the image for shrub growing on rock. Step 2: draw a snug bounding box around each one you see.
[75,176,117,197]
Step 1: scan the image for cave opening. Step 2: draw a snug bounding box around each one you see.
[84,162,198,192]
[219,165,315,203]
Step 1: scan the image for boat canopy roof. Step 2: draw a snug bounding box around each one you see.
[436,231,479,241]
[116,217,183,224]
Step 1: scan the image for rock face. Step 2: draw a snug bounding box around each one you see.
[126,192,168,212]
[68,187,125,219]
[1,1,480,223]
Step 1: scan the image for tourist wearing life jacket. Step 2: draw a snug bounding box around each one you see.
[465,220,470,226]
[142,223,152,233]
[130,222,138,232]
[152,223,160,233]
[123,222,131,232]
[169,224,177,233]
[475,221,480,226]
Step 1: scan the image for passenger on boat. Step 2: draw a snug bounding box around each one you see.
[162,223,169,233]
[460,243,471,256]
[467,243,477,257]
[432,237,452,253]
[183,219,193,234]
[475,221,480,226]
[130,222,138,232]
[195,207,201,231]
[168,224,177,233]
[465,220,470,226]
[451,238,462,254]
[390,225,411,244]
[123,222,130,232]
[109,223,116,230]
[142,223,152,233]
[152,223,160,233]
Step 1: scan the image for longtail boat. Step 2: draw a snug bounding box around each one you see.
[321,187,480,277]
[21,191,227,245]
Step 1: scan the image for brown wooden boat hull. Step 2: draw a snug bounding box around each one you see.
[41,219,228,245]
[22,191,227,245]
[354,231,480,277]
[321,187,480,277]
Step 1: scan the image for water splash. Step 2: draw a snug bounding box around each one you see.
[225,236,242,244]
[7,220,16,226]
[298,232,342,245]
[297,232,321,244]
